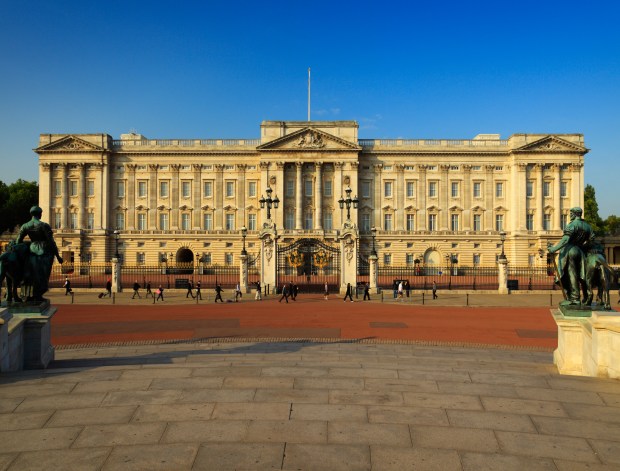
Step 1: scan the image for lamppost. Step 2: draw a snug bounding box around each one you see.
[499,231,507,261]
[259,186,280,221]
[113,230,120,259]
[338,187,358,220]
[241,226,247,256]
[371,226,377,257]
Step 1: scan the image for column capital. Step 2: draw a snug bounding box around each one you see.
[440,164,450,172]
[276,161,286,170]
[214,164,225,172]
[373,163,383,172]
[170,164,181,172]
[192,164,202,171]
[148,164,159,172]
[259,161,270,170]
[41,162,52,171]
[126,164,137,172]
[335,161,345,170]
[295,161,303,168]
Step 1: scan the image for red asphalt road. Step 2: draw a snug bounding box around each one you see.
[51,296,558,349]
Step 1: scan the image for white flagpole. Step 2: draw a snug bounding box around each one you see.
[308,67,311,122]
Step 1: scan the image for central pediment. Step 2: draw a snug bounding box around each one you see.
[257,127,361,152]
[35,135,106,153]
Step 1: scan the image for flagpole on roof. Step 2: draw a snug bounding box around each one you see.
[308,67,311,122]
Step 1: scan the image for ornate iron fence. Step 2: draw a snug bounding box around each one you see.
[277,238,340,293]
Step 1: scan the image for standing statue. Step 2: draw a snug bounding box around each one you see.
[15,206,63,303]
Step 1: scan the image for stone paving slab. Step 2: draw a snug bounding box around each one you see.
[2,340,620,470]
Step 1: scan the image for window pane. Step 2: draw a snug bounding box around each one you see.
[560,181,567,198]
[495,182,503,198]
[428,214,437,231]
[428,182,437,197]
[384,181,392,197]
[203,181,212,197]
[226,182,234,197]
[526,181,533,197]
[159,213,168,230]
[473,214,481,231]
[225,214,235,230]
[473,182,481,198]
[87,180,95,197]
[324,212,333,230]
[361,181,370,198]
[384,213,392,231]
[87,213,94,230]
[543,181,550,197]
[324,180,332,197]
[286,181,294,197]
[451,214,459,231]
[360,214,369,231]
[182,181,191,198]
[407,181,415,198]
[203,213,212,230]
[116,213,124,230]
[248,181,257,198]
[495,214,504,231]
[138,213,146,230]
[248,214,256,230]
[160,181,168,197]
[406,214,415,231]
[181,213,190,230]
[116,181,125,198]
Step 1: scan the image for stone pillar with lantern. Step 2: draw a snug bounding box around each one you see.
[338,187,359,294]
[239,226,249,293]
[111,229,122,293]
[369,226,378,294]
[258,187,279,293]
[498,231,508,294]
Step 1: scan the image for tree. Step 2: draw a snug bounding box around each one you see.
[0,179,39,234]
[605,215,620,236]
[584,184,606,236]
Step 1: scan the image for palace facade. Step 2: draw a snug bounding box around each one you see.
[35,120,587,270]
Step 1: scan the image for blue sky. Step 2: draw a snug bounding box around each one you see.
[1,0,618,216]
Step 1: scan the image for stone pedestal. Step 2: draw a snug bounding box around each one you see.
[369,254,378,294]
[498,257,508,294]
[239,253,249,293]
[112,257,121,293]
[552,309,620,378]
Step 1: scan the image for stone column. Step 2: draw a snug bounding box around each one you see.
[77,163,87,229]
[570,163,581,210]
[237,164,246,229]
[315,162,323,230]
[516,163,527,231]
[40,163,52,224]
[126,164,136,230]
[462,164,471,231]
[440,164,449,231]
[259,162,270,227]
[498,257,508,294]
[485,165,494,231]
[396,164,405,231]
[418,165,427,231]
[553,163,561,231]
[295,162,303,230]
[334,162,345,226]
[239,253,248,293]
[192,164,202,229]
[170,165,180,230]
[112,257,121,293]
[373,164,383,229]
[101,162,110,231]
[60,163,68,229]
[536,164,544,230]
[369,254,378,294]
[214,164,224,230]
[148,164,158,230]
[349,161,359,225]
[274,161,285,229]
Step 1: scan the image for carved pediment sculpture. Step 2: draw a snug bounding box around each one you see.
[515,136,588,154]
[35,135,105,153]
[257,127,361,152]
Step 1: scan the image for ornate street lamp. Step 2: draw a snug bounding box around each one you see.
[338,187,358,220]
[113,230,120,259]
[371,226,377,257]
[499,231,507,261]
[241,226,247,256]
[259,186,280,221]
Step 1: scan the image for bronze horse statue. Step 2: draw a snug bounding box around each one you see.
[0,241,31,304]
[584,240,615,310]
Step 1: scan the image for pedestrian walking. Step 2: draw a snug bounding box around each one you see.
[405,280,410,298]
[393,280,398,299]
[235,283,242,302]
[291,283,298,301]
[324,282,329,300]
[255,281,262,300]
[363,282,371,301]
[63,277,72,295]
[278,284,289,303]
[398,281,404,300]
[432,280,438,299]
[145,281,153,298]
[195,281,202,300]
[186,280,195,299]
[214,283,224,303]
[105,278,112,298]
[155,285,164,302]
[132,280,141,299]
[344,283,354,302]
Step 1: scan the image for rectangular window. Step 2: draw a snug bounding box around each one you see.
[324,180,332,197]
[285,211,294,230]
[203,181,212,198]
[137,252,145,265]
[407,181,415,198]
[159,181,169,198]
[116,181,125,198]
[361,181,370,198]
[138,181,147,198]
[384,213,392,231]
[181,213,190,230]
[428,214,437,231]
[406,214,415,231]
[116,212,125,230]
[87,180,95,197]
[54,211,61,229]
[70,213,78,229]
[495,214,504,231]
[526,180,534,197]
[543,181,551,197]
[226,181,234,197]
[181,181,191,198]
[202,253,212,264]
[53,180,61,197]
[383,254,391,265]
[248,214,256,231]
[70,180,78,197]
[324,212,333,230]
[561,213,569,229]
[473,182,481,198]
[138,213,147,230]
[360,213,369,232]
[305,180,313,197]
[87,212,94,230]
[428,181,437,197]
[203,213,212,230]
[286,181,295,197]
[406,254,414,266]
[451,214,459,231]
[248,181,257,198]
[473,214,481,231]
[225,214,235,230]
[451,182,459,198]
[159,213,168,230]
[225,253,233,266]
[384,181,392,198]
[473,254,480,266]
[543,213,551,231]
[526,214,534,231]
[304,212,313,229]
[560,181,568,198]
[495,182,503,198]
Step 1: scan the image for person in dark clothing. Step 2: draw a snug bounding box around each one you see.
[132,280,141,299]
[255,281,262,300]
[145,281,153,298]
[344,283,354,302]
[105,279,112,297]
[405,280,410,298]
[278,284,289,303]
[363,282,371,301]
[432,281,438,299]
[292,284,298,301]
[186,280,195,299]
[156,285,164,302]
[195,281,202,300]
[63,277,72,295]
[214,283,224,303]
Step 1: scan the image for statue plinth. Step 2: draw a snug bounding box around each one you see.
[6,303,56,370]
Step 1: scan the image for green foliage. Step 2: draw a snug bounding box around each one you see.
[584,184,606,236]
[605,215,620,236]
[0,179,39,234]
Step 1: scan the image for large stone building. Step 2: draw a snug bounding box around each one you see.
[35,120,587,274]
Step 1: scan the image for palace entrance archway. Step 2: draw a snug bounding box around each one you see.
[277,238,340,292]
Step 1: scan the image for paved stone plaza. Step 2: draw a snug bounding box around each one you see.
[1,339,620,470]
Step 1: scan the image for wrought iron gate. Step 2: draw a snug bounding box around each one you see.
[277,238,340,293]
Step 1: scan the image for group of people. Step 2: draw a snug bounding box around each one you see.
[278,282,299,303]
